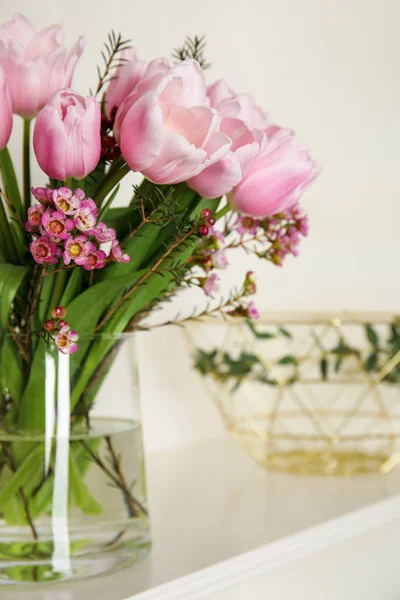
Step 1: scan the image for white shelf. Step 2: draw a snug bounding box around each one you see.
[4,436,400,600]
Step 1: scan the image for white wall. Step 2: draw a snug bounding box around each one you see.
[2,0,400,452]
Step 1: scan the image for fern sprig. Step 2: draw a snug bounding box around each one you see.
[172,35,211,69]
[92,31,132,97]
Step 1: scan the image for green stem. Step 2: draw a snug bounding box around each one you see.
[215,204,231,221]
[94,163,130,207]
[48,270,68,312]
[23,119,31,215]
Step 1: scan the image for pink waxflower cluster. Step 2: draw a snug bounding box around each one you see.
[44,306,79,354]
[263,206,309,266]
[27,186,130,270]
[235,206,309,267]
[195,215,228,297]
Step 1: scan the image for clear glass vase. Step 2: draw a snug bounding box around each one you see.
[0,334,150,585]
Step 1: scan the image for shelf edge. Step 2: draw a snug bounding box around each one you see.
[130,493,400,600]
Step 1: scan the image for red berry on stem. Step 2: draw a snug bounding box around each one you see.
[199,225,209,236]
[207,217,216,227]
[58,320,68,329]
[44,320,55,332]
[51,306,67,319]
[201,209,211,219]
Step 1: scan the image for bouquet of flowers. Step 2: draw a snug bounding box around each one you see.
[0,14,319,583]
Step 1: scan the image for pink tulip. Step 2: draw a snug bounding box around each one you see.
[187,80,269,198]
[115,59,232,185]
[229,127,320,217]
[0,14,84,118]
[33,89,101,181]
[104,48,147,119]
[0,67,12,149]
[207,80,270,130]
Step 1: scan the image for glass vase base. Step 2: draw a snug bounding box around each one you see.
[0,524,151,585]
[259,449,391,476]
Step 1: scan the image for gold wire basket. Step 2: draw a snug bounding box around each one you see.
[186,312,400,476]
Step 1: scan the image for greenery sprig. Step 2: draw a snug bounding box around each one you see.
[92,31,132,97]
[172,35,211,69]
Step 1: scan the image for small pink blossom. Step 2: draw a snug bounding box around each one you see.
[236,215,260,236]
[211,250,228,269]
[80,245,107,271]
[30,235,60,265]
[247,301,259,320]
[31,186,54,205]
[111,240,131,263]
[25,204,45,232]
[202,272,220,297]
[41,210,74,242]
[94,222,117,243]
[209,229,226,248]
[55,325,79,355]
[53,187,82,216]
[74,199,98,233]
[63,234,90,265]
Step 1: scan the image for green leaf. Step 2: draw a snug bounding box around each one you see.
[334,355,343,373]
[0,264,28,341]
[0,147,22,217]
[365,324,379,347]
[320,357,328,380]
[66,269,148,337]
[366,352,378,372]
[278,355,297,365]
[60,268,85,306]
[247,320,275,339]
[0,444,44,510]
[101,185,199,280]
[69,450,103,515]
[194,349,218,376]
[18,270,148,429]
[257,375,278,386]
[0,337,24,404]
[71,233,200,408]
[278,326,292,338]
[82,161,106,199]
[97,183,120,221]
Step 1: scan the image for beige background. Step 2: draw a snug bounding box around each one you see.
[2,0,400,452]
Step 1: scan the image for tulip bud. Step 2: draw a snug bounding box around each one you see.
[33,89,101,181]
[0,68,12,150]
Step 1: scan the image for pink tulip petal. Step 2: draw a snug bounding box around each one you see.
[119,91,164,172]
[144,131,207,184]
[64,36,85,86]
[162,105,218,149]
[188,153,242,199]
[104,47,147,118]
[0,14,35,46]
[207,79,235,108]
[168,59,206,107]
[25,25,64,60]
[0,68,12,149]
